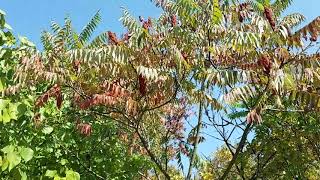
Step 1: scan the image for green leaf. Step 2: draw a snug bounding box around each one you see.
[212,0,222,24]
[45,170,58,177]
[8,103,18,120]
[2,158,8,171]
[17,103,27,117]
[19,169,27,180]
[0,49,6,59]
[256,2,265,11]
[60,159,68,165]
[42,126,54,134]
[265,0,271,6]
[65,170,80,180]
[0,30,6,43]
[2,108,12,123]
[54,177,66,180]
[228,110,248,119]
[7,151,21,171]
[4,23,12,30]
[0,78,4,91]
[79,11,101,46]
[284,73,295,90]
[0,99,10,110]
[0,100,18,123]
[2,145,15,154]
[18,36,35,47]
[0,15,5,28]
[19,147,34,162]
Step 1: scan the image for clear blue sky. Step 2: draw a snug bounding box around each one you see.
[1,0,319,173]
[1,0,319,49]
[1,0,162,48]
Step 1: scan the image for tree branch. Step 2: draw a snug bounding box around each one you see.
[186,82,205,180]
[135,128,171,180]
[219,123,252,180]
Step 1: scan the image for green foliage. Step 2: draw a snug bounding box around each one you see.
[1,0,320,179]
[211,0,223,24]
[272,0,294,17]
[0,99,18,123]
[1,145,34,172]
[78,11,102,47]
[246,112,320,179]
[45,169,80,180]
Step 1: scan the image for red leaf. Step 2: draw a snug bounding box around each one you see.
[108,31,119,45]
[170,15,177,27]
[56,93,63,109]
[264,7,275,30]
[138,74,147,96]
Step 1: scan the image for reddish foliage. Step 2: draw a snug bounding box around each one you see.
[162,17,168,25]
[33,113,41,128]
[101,81,130,97]
[258,54,272,74]
[143,22,150,30]
[76,122,92,136]
[238,3,249,23]
[73,93,81,104]
[170,15,177,27]
[35,84,63,109]
[309,24,318,41]
[147,17,152,26]
[126,98,138,116]
[56,93,63,109]
[122,32,131,42]
[93,94,117,105]
[78,98,93,110]
[182,51,188,61]
[246,108,262,124]
[78,94,117,110]
[138,74,147,96]
[264,7,275,30]
[310,36,317,42]
[35,93,49,108]
[152,92,165,105]
[168,60,176,68]
[164,97,190,139]
[239,2,249,10]
[108,31,119,45]
[77,82,131,110]
[140,16,152,30]
[73,60,81,73]
[238,12,244,23]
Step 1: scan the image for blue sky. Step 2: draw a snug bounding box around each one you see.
[1,0,319,49]
[1,0,319,174]
[1,0,162,47]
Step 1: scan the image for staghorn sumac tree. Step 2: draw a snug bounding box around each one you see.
[12,8,192,179]
[0,10,152,179]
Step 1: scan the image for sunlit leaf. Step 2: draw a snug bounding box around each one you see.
[19,147,34,162]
